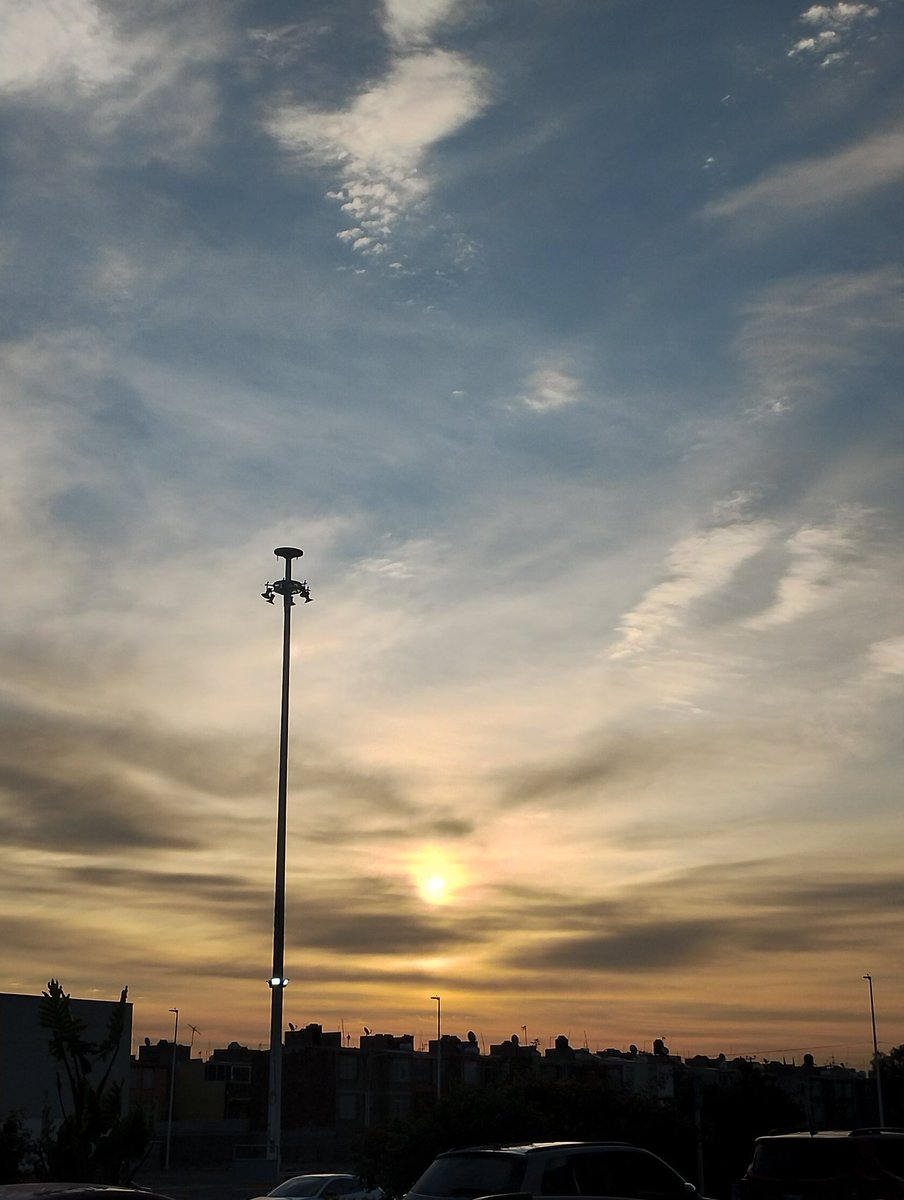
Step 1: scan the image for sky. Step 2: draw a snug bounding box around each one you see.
[1,0,903,1067]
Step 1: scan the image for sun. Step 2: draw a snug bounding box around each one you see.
[410,847,466,906]
[421,874,448,904]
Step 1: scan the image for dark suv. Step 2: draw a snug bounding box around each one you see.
[739,1128,904,1198]
[405,1141,710,1200]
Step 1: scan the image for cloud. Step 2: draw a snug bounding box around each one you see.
[745,506,874,629]
[0,2,225,163]
[502,865,904,974]
[268,49,487,256]
[736,268,904,415]
[609,517,775,660]
[801,2,879,25]
[518,361,583,412]
[497,729,657,806]
[286,902,478,957]
[382,0,464,48]
[246,24,328,69]
[0,696,428,860]
[0,0,130,93]
[867,635,904,676]
[703,123,904,231]
[789,2,879,63]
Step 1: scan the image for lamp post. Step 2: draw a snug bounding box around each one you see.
[165,1007,179,1170]
[431,994,441,1102]
[262,547,311,1173]
[864,973,886,1125]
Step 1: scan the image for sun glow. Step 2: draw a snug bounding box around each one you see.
[423,874,448,902]
[410,847,467,905]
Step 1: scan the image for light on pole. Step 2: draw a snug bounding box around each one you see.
[431,994,442,1102]
[864,973,886,1125]
[262,548,311,1173]
[165,1007,179,1170]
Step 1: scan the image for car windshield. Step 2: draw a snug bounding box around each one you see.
[411,1153,525,1198]
[271,1179,341,1197]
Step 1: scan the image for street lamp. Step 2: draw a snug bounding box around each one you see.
[431,994,442,1102]
[864,973,886,1125]
[262,547,311,1173]
[165,1007,179,1170]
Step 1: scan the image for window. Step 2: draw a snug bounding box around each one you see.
[569,1149,688,1198]
[540,1159,578,1195]
[752,1140,858,1180]
[413,1153,525,1198]
[338,1055,359,1081]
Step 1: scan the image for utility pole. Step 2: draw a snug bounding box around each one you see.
[262,548,312,1173]
[864,973,886,1125]
[431,994,442,1102]
[165,1007,179,1169]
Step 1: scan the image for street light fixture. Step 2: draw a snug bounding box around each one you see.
[431,994,442,1102]
[165,1007,179,1170]
[864,973,886,1125]
[263,547,311,1172]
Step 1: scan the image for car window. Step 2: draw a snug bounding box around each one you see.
[569,1149,690,1198]
[540,1157,579,1195]
[271,1180,331,1198]
[411,1153,526,1198]
[752,1140,858,1180]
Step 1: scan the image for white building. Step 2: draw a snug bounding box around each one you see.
[0,990,133,1136]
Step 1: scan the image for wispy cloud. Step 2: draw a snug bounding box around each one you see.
[703,123,904,231]
[736,267,904,415]
[517,360,583,413]
[0,2,226,162]
[867,635,904,677]
[745,506,874,629]
[609,517,775,660]
[382,0,465,48]
[506,866,904,974]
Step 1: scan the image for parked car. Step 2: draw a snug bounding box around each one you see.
[738,1128,904,1198]
[0,1189,175,1200]
[257,1175,384,1200]
[405,1141,711,1200]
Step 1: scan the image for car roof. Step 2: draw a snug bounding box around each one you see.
[440,1142,633,1156]
[757,1129,904,1141]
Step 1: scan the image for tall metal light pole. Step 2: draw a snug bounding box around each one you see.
[864,973,886,1125]
[262,548,311,1172]
[431,994,442,1102]
[165,1007,179,1169]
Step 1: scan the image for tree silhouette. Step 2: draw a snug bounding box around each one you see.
[36,978,148,1183]
[0,1111,33,1183]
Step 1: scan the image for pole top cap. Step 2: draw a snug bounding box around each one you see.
[274,547,303,560]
